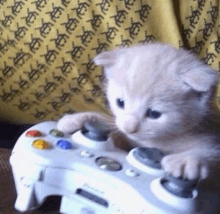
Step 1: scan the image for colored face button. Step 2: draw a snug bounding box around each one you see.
[56,140,72,150]
[32,139,50,150]
[50,129,64,137]
[26,130,42,137]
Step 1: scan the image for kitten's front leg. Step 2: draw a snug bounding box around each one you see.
[161,149,214,180]
[57,112,113,134]
[57,112,133,151]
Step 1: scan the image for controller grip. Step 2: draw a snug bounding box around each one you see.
[15,178,36,212]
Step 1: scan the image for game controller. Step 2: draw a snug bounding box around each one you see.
[9,120,218,214]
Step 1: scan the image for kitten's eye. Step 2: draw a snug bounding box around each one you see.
[146,109,161,119]
[116,98,124,108]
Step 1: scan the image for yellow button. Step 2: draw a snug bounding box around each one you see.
[32,139,49,150]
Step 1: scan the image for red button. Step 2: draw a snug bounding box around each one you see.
[26,130,42,137]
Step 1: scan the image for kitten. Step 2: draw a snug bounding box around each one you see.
[57,43,220,182]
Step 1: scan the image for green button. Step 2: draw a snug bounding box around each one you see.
[49,129,64,137]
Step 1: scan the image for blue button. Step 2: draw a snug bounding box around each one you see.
[57,140,72,150]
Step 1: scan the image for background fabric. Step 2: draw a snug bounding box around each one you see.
[0,0,219,124]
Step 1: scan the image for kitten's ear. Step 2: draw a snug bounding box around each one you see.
[93,51,117,67]
[93,48,126,67]
[180,67,218,92]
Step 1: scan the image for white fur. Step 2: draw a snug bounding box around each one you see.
[58,43,220,182]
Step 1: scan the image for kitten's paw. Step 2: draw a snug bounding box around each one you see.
[57,112,113,134]
[161,152,209,180]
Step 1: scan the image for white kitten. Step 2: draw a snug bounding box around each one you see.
[57,43,220,181]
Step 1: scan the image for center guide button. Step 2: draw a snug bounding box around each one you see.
[96,157,122,171]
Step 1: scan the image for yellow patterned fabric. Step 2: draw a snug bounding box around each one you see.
[0,0,219,124]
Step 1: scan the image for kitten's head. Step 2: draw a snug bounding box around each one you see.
[94,43,218,142]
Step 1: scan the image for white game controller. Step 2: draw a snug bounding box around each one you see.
[9,120,219,214]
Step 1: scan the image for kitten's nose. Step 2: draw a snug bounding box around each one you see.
[122,115,140,133]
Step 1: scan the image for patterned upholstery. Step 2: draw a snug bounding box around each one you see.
[0,0,219,124]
